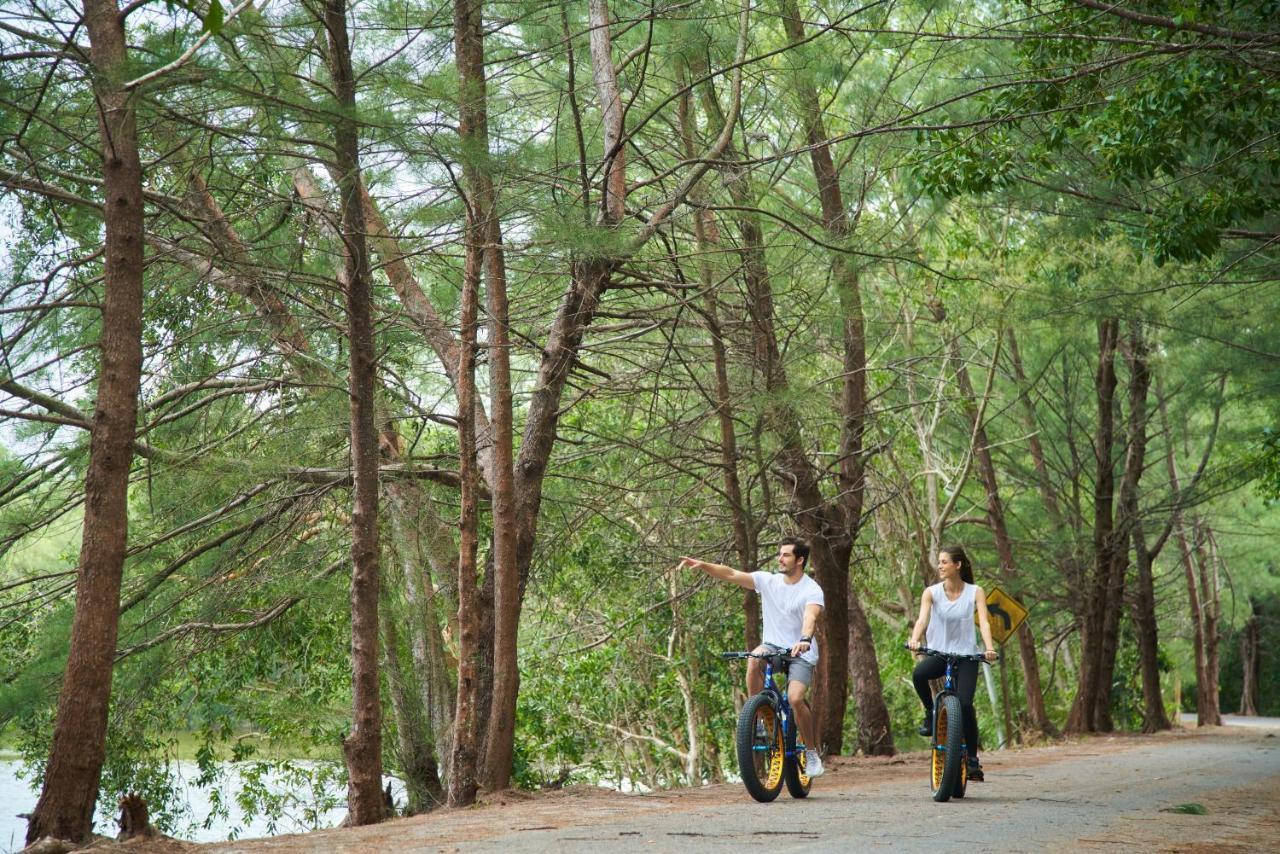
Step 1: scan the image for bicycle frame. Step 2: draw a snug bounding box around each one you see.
[935,656,965,754]
[756,654,804,762]
[908,645,994,802]
[721,650,808,793]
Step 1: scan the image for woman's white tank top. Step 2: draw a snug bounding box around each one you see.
[925,581,980,654]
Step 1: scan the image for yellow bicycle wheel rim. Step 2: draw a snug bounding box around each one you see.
[931,708,948,791]
[752,705,785,790]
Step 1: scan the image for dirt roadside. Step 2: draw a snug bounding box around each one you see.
[74,725,1280,853]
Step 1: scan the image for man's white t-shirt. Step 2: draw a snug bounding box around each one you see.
[750,571,825,664]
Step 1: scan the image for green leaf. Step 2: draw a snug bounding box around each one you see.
[203,0,224,35]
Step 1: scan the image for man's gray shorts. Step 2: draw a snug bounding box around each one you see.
[759,643,814,687]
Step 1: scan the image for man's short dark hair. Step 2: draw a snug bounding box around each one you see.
[779,536,810,567]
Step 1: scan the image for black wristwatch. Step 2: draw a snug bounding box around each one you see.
[799,635,812,643]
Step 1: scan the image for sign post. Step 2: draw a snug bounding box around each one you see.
[976,585,1028,749]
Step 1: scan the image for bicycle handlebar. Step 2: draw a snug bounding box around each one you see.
[904,643,998,662]
[721,650,802,662]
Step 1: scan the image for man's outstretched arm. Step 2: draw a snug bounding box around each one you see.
[679,556,756,590]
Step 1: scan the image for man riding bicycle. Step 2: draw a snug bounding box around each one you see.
[680,536,826,777]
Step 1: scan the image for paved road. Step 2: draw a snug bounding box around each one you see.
[198,725,1280,854]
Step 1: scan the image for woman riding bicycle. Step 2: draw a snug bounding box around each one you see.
[906,545,998,781]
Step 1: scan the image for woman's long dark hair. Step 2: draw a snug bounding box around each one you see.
[940,545,975,584]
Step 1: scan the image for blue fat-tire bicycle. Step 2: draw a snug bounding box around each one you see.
[907,645,997,802]
[722,650,811,802]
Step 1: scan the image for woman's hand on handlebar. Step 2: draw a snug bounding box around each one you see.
[906,639,922,652]
[983,648,998,662]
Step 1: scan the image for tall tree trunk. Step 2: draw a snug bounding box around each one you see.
[943,316,1056,738]
[1159,398,1212,725]
[484,0,748,782]
[474,0,627,790]
[1155,379,1225,728]
[1239,598,1260,716]
[1092,322,1152,732]
[1130,529,1170,731]
[1120,327,1170,732]
[588,0,625,225]
[448,195,483,805]
[777,0,890,756]
[323,0,384,824]
[450,0,520,794]
[809,538,853,754]
[460,0,747,789]
[197,168,461,799]
[26,0,145,841]
[297,166,488,786]
[385,483,457,759]
[1066,318,1119,734]
[1198,523,1223,725]
[480,163,519,791]
[1180,521,1212,724]
[1009,329,1094,733]
[380,587,444,813]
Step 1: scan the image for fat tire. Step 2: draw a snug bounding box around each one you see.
[783,718,811,799]
[736,693,784,802]
[931,693,964,802]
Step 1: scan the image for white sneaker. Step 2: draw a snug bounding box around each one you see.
[805,748,824,778]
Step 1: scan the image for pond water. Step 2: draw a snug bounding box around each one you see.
[1,758,405,854]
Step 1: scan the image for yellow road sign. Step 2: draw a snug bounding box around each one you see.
[978,584,1028,646]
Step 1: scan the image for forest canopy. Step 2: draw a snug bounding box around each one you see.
[1,0,1277,840]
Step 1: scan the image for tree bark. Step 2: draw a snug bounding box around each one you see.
[380,588,444,813]
[1239,599,1260,716]
[1090,321,1152,732]
[449,0,520,795]
[448,180,483,805]
[1198,522,1223,725]
[1181,519,1212,724]
[27,0,145,842]
[1066,318,1119,734]
[323,0,384,824]
[385,483,457,756]
[1120,326,1170,732]
[1157,392,1222,727]
[944,318,1056,738]
[776,0,891,756]
[481,0,749,782]
[472,0,628,789]
[587,0,625,224]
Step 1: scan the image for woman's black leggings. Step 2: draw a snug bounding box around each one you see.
[912,655,980,757]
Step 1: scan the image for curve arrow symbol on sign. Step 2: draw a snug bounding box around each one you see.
[988,602,1013,632]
